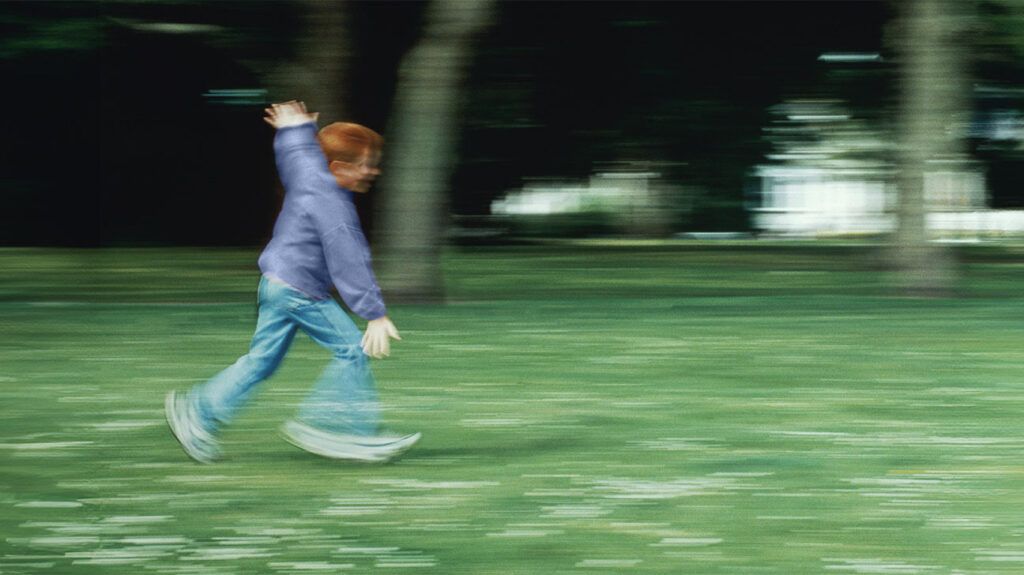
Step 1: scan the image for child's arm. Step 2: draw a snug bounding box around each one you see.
[264,101,326,194]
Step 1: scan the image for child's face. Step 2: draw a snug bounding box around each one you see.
[331,148,382,193]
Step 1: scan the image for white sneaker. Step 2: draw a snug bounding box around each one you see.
[165,391,221,464]
[280,420,421,463]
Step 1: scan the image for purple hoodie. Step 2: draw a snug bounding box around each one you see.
[258,122,387,320]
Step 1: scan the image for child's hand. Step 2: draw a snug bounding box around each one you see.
[263,100,319,129]
[362,316,402,359]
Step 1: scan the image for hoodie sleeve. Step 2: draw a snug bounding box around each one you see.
[317,216,388,321]
[273,122,328,194]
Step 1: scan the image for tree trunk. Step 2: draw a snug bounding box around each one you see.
[374,0,495,303]
[888,0,970,296]
[265,0,350,123]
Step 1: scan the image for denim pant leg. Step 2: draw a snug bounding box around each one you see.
[291,298,380,437]
[193,277,298,428]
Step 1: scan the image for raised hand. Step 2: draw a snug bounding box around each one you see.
[263,100,319,129]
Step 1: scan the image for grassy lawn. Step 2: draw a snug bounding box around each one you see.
[1,241,1023,574]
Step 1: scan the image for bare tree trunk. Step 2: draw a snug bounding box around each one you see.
[265,0,350,123]
[888,0,970,296]
[375,0,495,303]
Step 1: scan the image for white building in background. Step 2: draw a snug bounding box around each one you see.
[752,164,1024,238]
[753,166,893,236]
[753,89,1024,239]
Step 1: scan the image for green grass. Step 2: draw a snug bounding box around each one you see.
[2,242,1024,574]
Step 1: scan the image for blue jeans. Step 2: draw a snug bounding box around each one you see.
[191,276,379,436]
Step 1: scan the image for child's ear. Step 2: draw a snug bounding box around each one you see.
[328,160,344,176]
